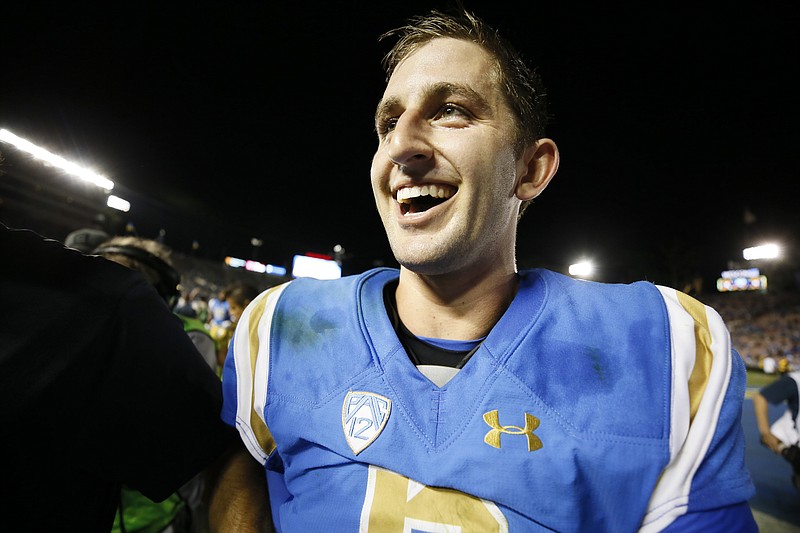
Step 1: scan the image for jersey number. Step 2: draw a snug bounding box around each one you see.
[360,466,508,532]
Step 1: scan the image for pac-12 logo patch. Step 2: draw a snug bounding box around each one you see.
[342,391,391,455]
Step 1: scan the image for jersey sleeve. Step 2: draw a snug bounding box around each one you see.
[221,282,290,465]
[640,287,755,532]
[659,501,757,532]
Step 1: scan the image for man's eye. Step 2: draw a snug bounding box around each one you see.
[434,104,468,122]
[377,117,398,135]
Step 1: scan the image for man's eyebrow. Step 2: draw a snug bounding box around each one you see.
[427,82,491,115]
[375,96,401,125]
[374,82,492,124]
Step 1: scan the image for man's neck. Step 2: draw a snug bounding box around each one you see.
[395,265,520,341]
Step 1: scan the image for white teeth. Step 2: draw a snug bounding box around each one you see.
[397,186,421,203]
[396,184,454,204]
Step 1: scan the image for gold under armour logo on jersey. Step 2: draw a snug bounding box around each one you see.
[483,410,542,452]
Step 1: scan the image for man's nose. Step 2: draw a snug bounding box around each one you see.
[387,115,433,169]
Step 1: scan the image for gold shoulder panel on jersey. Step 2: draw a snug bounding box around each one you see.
[641,286,734,531]
[231,282,290,461]
[674,291,713,423]
[247,287,276,454]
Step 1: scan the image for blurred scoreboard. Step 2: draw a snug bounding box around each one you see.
[292,253,341,280]
[716,268,767,292]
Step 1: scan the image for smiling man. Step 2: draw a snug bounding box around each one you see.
[220,9,756,532]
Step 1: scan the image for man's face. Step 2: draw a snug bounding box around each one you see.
[371,38,527,276]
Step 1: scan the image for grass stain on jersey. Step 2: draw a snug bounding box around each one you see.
[277,309,342,349]
[587,347,607,383]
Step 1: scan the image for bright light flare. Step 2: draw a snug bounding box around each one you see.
[225,256,247,268]
[0,128,114,191]
[569,261,595,279]
[743,244,780,261]
[224,256,287,276]
[106,195,130,212]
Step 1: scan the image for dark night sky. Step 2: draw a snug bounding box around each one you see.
[2,2,798,285]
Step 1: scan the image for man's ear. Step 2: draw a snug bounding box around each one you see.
[514,138,559,201]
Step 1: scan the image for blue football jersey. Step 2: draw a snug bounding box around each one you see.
[221,268,754,532]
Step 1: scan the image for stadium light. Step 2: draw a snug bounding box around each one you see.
[106,195,130,212]
[743,243,780,261]
[568,260,595,279]
[0,128,114,191]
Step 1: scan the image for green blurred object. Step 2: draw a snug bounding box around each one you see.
[112,486,187,533]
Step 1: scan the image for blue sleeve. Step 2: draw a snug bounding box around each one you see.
[661,502,757,532]
[267,469,289,533]
[220,329,239,427]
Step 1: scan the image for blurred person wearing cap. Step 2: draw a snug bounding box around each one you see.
[92,236,218,373]
[64,227,110,254]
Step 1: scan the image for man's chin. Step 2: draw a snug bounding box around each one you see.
[394,253,461,277]
[387,233,474,276]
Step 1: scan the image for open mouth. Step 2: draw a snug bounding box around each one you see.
[396,184,456,215]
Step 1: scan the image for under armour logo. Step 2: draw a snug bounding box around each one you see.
[483,410,542,452]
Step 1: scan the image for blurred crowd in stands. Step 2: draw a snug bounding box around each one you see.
[138,252,800,376]
[701,291,800,373]
[171,249,800,375]
[171,251,285,309]
[64,228,800,376]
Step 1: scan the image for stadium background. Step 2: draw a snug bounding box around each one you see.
[2,1,799,529]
